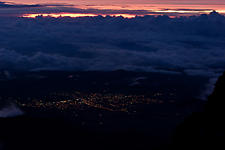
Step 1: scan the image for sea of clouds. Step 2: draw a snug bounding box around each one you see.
[0,12,225,115]
[0,12,225,78]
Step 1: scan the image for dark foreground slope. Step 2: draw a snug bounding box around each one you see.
[0,70,209,150]
[173,72,225,149]
[0,115,170,150]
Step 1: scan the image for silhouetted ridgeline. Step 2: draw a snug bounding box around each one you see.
[173,72,225,149]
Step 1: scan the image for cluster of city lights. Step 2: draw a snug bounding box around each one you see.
[16,91,175,113]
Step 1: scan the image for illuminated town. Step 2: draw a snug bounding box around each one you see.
[15,91,175,113]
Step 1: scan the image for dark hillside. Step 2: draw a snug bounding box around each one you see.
[173,72,225,149]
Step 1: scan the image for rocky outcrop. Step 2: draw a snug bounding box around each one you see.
[173,72,225,149]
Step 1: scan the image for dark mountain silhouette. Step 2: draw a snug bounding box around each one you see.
[173,72,225,149]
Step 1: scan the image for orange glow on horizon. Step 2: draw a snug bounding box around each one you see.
[23,13,98,18]
[4,1,225,18]
[76,4,225,14]
[22,13,143,18]
[22,9,225,19]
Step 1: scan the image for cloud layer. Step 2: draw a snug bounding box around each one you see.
[0,12,225,77]
[0,104,23,118]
